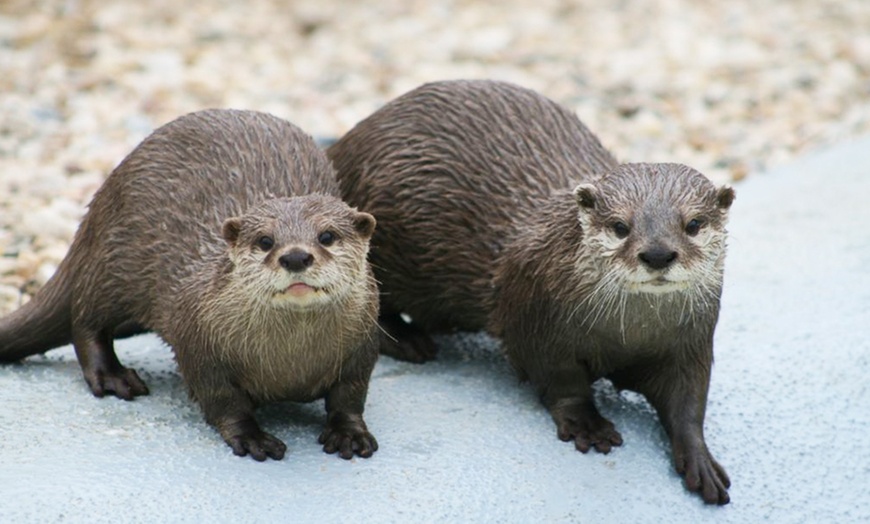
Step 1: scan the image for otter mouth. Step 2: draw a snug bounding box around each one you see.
[275,282,325,298]
[628,277,689,294]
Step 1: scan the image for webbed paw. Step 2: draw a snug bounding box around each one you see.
[673,441,731,505]
[225,430,287,461]
[84,366,149,400]
[318,413,378,459]
[551,400,623,454]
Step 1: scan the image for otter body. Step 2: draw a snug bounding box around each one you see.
[328,80,733,504]
[0,109,380,461]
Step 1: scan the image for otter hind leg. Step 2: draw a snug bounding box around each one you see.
[378,310,438,363]
[71,325,149,400]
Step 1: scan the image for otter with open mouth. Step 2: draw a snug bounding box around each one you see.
[0,109,380,462]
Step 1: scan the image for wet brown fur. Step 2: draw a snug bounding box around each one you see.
[328,80,734,504]
[0,109,380,461]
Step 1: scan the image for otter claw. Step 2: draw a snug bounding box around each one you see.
[225,431,287,461]
[559,423,624,454]
[85,367,149,400]
[572,429,624,454]
[674,444,731,505]
[552,402,623,454]
[318,415,379,459]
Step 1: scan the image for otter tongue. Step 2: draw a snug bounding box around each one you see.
[286,283,315,296]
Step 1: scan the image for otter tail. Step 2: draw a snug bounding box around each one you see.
[0,265,73,362]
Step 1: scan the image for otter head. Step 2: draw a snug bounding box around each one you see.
[221,195,376,309]
[573,163,734,296]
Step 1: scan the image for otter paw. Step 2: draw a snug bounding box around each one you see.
[318,415,379,459]
[225,431,287,462]
[553,409,623,454]
[673,445,731,505]
[85,367,149,400]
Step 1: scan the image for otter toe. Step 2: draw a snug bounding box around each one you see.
[573,426,623,454]
[552,404,623,455]
[85,367,149,400]
[319,416,379,459]
[675,445,730,505]
[226,431,287,461]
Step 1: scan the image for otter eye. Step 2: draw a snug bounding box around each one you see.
[256,236,274,251]
[612,221,631,239]
[685,218,704,236]
[318,231,336,246]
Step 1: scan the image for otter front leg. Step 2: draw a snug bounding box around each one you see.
[72,326,149,400]
[635,362,731,505]
[538,366,623,454]
[183,361,286,461]
[318,344,379,459]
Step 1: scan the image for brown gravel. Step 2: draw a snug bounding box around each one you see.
[1,0,869,313]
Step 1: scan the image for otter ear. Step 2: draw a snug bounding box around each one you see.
[353,211,376,239]
[573,183,598,210]
[716,185,735,210]
[222,217,242,245]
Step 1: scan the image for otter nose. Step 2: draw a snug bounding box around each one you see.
[638,248,678,270]
[279,249,314,272]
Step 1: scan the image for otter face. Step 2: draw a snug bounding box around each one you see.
[222,195,376,309]
[574,163,734,296]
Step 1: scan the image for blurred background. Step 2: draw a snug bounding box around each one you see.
[1,0,869,313]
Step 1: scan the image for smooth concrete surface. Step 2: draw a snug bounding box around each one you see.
[2,137,869,523]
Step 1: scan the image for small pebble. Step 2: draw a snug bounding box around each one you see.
[1,0,870,313]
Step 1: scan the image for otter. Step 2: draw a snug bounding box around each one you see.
[327,80,734,504]
[0,109,380,462]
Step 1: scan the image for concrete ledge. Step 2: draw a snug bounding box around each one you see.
[2,137,869,522]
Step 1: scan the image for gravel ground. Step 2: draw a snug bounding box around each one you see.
[1,0,869,313]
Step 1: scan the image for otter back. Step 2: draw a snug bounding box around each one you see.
[329,79,618,331]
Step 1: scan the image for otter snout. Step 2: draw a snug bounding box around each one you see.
[638,247,678,270]
[279,249,314,272]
